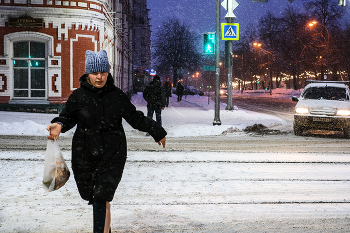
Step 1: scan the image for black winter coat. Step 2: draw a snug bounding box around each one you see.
[176,83,184,96]
[52,74,167,203]
[143,80,166,108]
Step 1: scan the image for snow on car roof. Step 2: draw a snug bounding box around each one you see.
[305,82,349,89]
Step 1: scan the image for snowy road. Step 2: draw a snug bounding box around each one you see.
[1,131,350,153]
[1,91,350,232]
[1,134,350,232]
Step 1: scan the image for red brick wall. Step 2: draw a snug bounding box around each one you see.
[0,23,100,104]
[0,23,58,56]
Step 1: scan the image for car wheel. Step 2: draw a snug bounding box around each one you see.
[343,127,350,138]
[293,123,304,136]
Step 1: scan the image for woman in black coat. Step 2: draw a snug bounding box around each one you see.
[47,50,167,233]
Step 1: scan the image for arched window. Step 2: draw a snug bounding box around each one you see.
[13,41,46,98]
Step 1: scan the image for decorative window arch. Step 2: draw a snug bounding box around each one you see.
[4,31,54,57]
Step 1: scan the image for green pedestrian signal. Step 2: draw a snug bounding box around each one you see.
[203,33,215,54]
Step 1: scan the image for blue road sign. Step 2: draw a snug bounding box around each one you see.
[222,23,239,40]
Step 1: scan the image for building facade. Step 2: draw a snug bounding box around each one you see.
[0,0,134,112]
[132,0,151,92]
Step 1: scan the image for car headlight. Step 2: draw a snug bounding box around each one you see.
[295,107,309,114]
[337,109,350,116]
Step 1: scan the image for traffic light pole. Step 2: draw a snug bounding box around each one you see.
[213,0,221,125]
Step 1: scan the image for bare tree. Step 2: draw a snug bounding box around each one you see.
[258,11,282,91]
[302,0,346,80]
[279,6,309,88]
[152,18,202,85]
[303,0,346,27]
[233,24,261,91]
[235,1,349,90]
[336,24,350,81]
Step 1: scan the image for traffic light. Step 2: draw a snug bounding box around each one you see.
[203,33,215,54]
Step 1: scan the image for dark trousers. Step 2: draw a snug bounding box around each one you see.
[177,94,183,102]
[93,199,106,233]
[147,107,162,126]
[165,96,170,107]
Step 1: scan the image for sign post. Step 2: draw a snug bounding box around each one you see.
[213,0,221,125]
[221,0,239,111]
[203,66,215,105]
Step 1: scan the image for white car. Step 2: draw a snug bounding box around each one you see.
[292,81,350,138]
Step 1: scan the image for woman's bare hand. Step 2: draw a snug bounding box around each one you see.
[46,123,62,141]
[157,137,166,148]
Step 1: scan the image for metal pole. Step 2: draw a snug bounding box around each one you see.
[113,2,116,81]
[225,40,233,110]
[121,5,125,90]
[269,53,272,95]
[225,13,234,110]
[208,71,211,105]
[213,0,221,125]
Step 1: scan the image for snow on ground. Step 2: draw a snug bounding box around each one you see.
[0,88,300,137]
[4,88,349,232]
[1,149,350,232]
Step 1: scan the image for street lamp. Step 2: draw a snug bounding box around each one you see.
[308,20,330,80]
[253,42,273,95]
[253,42,261,47]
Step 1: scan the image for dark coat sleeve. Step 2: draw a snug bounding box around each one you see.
[143,85,150,102]
[51,90,80,133]
[121,92,167,142]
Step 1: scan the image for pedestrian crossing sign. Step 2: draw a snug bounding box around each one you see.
[222,23,239,40]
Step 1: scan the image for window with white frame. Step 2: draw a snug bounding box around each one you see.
[13,41,46,98]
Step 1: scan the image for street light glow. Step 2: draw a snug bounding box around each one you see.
[309,21,318,27]
[253,42,262,47]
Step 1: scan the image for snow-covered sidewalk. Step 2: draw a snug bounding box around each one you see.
[0,89,296,137]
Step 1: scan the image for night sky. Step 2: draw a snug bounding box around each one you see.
[147,0,349,39]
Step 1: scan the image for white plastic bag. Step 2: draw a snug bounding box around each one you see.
[42,140,70,192]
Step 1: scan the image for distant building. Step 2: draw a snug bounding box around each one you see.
[132,0,151,92]
[0,1,135,113]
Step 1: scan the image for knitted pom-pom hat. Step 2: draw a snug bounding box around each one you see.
[85,50,110,74]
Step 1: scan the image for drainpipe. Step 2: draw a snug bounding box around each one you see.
[113,0,116,81]
[121,3,125,90]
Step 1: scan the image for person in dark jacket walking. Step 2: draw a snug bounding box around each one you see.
[176,81,184,102]
[46,50,167,233]
[143,75,166,126]
[162,76,172,107]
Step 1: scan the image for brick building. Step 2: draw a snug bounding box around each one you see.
[0,0,137,113]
